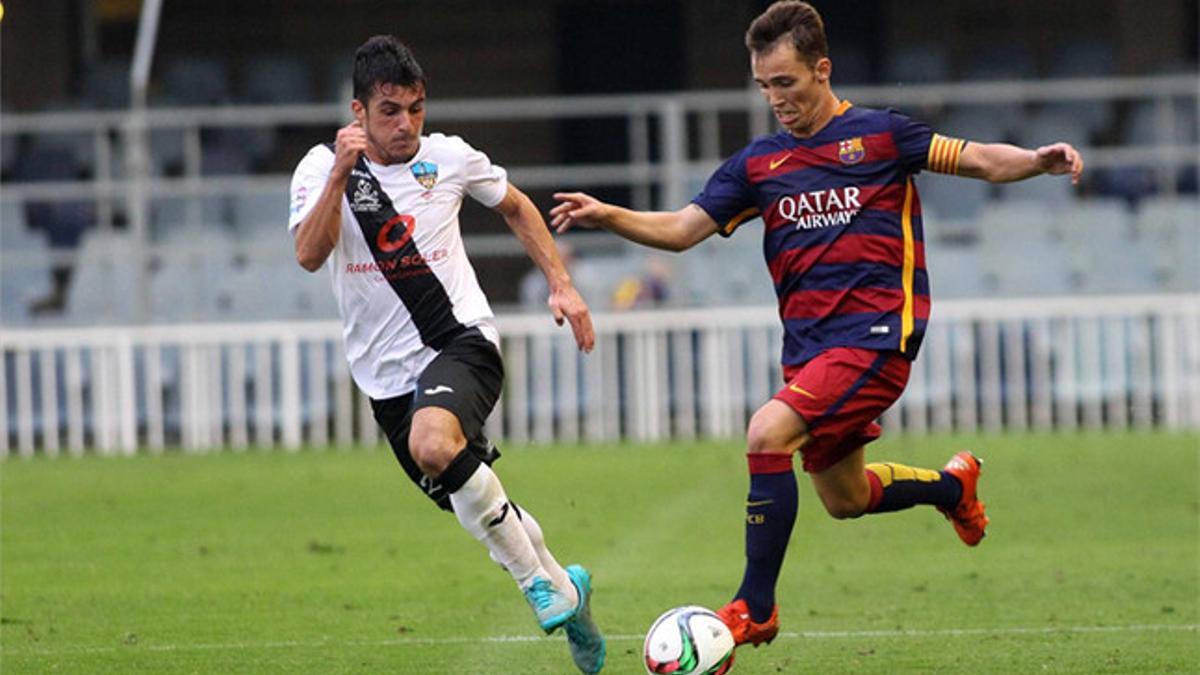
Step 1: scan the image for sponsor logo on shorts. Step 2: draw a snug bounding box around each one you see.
[423,385,454,396]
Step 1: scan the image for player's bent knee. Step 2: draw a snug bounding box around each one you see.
[746,418,787,455]
[408,429,459,477]
[820,493,868,520]
[746,400,807,455]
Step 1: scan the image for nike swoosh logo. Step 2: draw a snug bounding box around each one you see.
[423,385,454,396]
[746,500,775,507]
[769,156,789,171]
[788,384,818,399]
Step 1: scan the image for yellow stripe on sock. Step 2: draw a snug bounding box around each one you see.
[866,463,940,488]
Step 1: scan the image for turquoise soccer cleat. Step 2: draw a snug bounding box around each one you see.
[564,565,606,673]
[523,576,577,634]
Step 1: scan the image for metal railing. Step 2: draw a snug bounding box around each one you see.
[1,294,1197,458]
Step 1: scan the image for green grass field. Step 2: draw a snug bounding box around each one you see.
[2,433,1197,674]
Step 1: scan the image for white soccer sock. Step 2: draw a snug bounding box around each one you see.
[500,505,579,607]
[449,463,547,589]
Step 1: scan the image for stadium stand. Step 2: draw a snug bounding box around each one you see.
[241,53,315,104]
[82,59,133,109]
[0,199,53,324]
[64,229,143,323]
[230,189,286,235]
[1135,196,1200,291]
[150,195,229,238]
[976,202,1075,296]
[882,45,951,84]
[157,57,231,106]
[0,8,1193,326]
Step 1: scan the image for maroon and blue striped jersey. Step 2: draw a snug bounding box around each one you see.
[692,101,954,368]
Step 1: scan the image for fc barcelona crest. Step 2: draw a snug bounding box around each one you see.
[411,161,439,190]
[838,137,866,165]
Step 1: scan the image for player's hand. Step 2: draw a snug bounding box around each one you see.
[333,121,368,178]
[550,192,609,234]
[1035,142,1084,185]
[548,283,595,353]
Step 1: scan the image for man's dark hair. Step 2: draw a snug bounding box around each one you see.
[745,1,828,66]
[352,35,426,103]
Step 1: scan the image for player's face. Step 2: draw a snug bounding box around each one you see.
[357,82,426,164]
[751,41,832,137]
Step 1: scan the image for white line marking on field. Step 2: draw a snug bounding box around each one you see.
[10,623,1197,656]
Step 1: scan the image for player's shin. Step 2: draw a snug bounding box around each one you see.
[733,453,798,623]
[863,462,962,513]
[440,449,547,588]
[500,503,579,607]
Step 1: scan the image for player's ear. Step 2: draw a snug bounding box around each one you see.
[815,56,832,84]
[350,98,366,125]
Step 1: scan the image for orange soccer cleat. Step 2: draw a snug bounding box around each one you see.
[938,451,989,546]
[716,599,779,647]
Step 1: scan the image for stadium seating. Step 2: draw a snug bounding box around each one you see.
[994,110,1089,205]
[961,44,1037,81]
[925,242,987,298]
[82,59,132,109]
[215,227,339,320]
[1057,199,1160,294]
[828,43,872,85]
[1037,39,1119,137]
[201,140,256,175]
[883,45,951,84]
[976,202,1075,296]
[937,107,1011,148]
[65,229,144,322]
[241,54,315,104]
[149,224,238,321]
[1048,39,1119,78]
[158,57,231,106]
[26,105,96,179]
[149,195,230,239]
[1135,196,1200,291]
[230,189,286,234]
[0,199,54,324]
[917,171,990,220]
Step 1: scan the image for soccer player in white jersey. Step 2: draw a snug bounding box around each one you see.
[289,36,605,673]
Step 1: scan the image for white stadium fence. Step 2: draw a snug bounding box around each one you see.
[1,293,1197,458]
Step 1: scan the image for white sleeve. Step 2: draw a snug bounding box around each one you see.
[457,137,509,208]
[288,145,336,233]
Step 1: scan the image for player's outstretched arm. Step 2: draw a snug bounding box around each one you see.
[551,192,718,253]
[495,184,595,353]
[957,141,1084,185]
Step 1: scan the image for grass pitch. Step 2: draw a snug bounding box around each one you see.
[2,432,1197,674]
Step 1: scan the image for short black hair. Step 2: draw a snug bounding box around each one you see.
[352,35,426,103]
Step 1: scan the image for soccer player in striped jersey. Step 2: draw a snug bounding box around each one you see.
[551,0,1083,651]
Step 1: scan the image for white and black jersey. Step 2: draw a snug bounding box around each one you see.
[288,133,506,399]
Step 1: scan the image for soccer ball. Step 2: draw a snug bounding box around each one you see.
[643,605,736,674]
